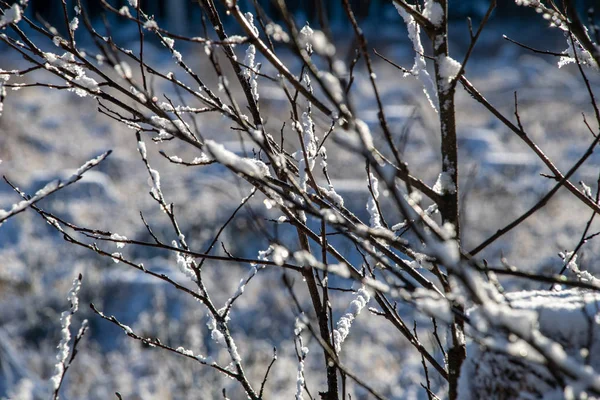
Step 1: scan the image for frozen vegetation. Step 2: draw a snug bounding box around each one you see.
[0,1,600,399]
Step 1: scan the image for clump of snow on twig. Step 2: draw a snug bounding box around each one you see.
[0,3,22,29]
[394,4,438,112]
[50,275,83,392]
[366,172,382,229]
[332,287,370,354]
[437,55,462,93]
[423,0,444,26]
[204,140,269,178]
[433,170,456,195]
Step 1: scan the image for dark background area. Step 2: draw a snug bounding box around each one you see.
[24,0,597,30]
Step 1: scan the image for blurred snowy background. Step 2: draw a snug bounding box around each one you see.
[1,1,600,399]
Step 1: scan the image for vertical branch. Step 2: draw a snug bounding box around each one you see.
[429,2,465,399]
[430,0,459,236]
[296,226,339,400]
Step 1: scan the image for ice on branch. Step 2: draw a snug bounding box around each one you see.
[332,287,370,354]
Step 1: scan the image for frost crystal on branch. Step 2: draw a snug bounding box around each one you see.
[558,36,599,70]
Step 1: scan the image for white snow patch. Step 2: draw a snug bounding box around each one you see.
[423,0,444,26]
[204,140,266,178]
[0,4,22,29]
[332,287,370,353]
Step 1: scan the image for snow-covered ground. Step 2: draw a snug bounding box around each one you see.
[1,13,600,400]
